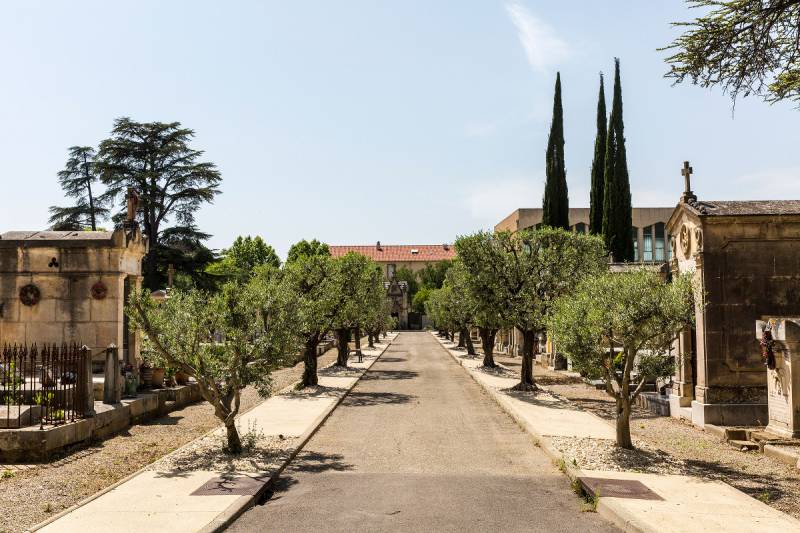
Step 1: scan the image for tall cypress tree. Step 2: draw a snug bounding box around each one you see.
[542,72,569,230]
[588,74,607,235]
[601,59,634,262]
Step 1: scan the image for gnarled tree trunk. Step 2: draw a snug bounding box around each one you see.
[335,328,350,367]
[465,329,476,356]
[615,397,633,449]
[225,420,242,454]
[302,336,319,387]
[479,327,498,368]
[457,329,467,348]
[512,329,538,391]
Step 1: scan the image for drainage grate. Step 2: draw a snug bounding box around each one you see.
[578,477,664,501]
[191,475,268,496]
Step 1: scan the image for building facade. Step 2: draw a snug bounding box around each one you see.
[329,242,456,329]
[495,207,675,263]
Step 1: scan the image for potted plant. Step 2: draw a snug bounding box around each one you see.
[164,367,177,388]
[150,366,166,389]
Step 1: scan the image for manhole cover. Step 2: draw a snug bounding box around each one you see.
[191,475,267,496]
[578,477,663,501]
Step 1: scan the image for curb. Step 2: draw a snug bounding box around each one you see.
[28,334,397,533]
[201,333,397,533]
[429,332,641,532]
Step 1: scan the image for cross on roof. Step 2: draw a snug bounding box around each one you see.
[681,161,696,202]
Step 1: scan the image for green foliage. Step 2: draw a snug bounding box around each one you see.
[96,117,222,289]
[128,278,293,453]
[207,235,280,283]
[49,146,110,231]
[589,74,607,235]
[549,269,695,447]
[412,287,432,314]
[418,259,452,290]
[425,261,476,333]
[601,59,633,262]
[394,267,419,295]
[330,252,385,332]
[286,239,330,264]
[542,72,569,230]
[662,0,800,105]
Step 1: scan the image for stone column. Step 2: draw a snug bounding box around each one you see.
[82,346,95,417]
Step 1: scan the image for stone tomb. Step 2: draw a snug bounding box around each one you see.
[756,318,800,438]
[668,177,800,426]
[0,226,147,369]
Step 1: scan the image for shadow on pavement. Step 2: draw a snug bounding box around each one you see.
[341,391,416,407]
[361,370,419,381]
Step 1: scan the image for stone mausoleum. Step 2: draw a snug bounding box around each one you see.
[0,225,147,370]
[668,166,800,427]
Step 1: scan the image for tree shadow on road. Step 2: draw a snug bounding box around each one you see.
[341,391,416,407]
[361,370,418,381]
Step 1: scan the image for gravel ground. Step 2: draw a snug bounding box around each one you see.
[0,347,340,533]
[495,353,800,520]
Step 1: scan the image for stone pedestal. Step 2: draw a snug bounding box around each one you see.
[103,345,121,405]
[757,318,800,438]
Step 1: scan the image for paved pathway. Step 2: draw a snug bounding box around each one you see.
[229,331,615,532]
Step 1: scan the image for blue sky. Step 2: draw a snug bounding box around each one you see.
[1,1,798,258]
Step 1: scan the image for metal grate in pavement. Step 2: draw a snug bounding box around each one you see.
[578,477,664,500]
[191,475,268,496]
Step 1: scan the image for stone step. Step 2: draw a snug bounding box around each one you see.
[728,439,760,451]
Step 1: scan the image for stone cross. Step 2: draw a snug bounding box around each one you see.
[681,161,696,202]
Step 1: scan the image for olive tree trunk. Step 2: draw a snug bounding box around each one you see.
[302,336,320,387]
[225,420,242,454]
[512,329,538,391]
[616,397,633,449]
[464,329,476,356]
[457,329,466,348]
[479,327,498,368]
[335,328,350,367]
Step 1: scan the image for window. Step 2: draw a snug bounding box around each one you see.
[574,222,587,234]
[654,223,666,261]
[387,264,396,278]
[631,227,639,261]
[643,226,653,262]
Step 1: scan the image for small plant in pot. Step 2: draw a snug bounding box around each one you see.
[164,367,177,388]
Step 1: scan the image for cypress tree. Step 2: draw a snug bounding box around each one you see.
[601,59,634,262]
[588,74,607,235]
[542,72,569,230]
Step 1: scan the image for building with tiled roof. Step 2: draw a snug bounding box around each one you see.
[329,242,456,279]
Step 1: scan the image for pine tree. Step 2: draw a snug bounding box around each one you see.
[49,146,109,231]
[588,74,607,235]
[541,72,569,230]
[601,59,634,262]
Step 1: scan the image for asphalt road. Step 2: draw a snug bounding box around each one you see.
[228,332,617,532]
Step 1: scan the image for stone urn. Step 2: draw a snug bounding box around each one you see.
[175,371,190,386]
[139,365,153,389]
[151,368,166,389]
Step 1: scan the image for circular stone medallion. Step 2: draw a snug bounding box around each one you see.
[19,284,41,306]
[91,281,108,300]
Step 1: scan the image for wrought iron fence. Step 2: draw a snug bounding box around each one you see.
[0,343,90,429]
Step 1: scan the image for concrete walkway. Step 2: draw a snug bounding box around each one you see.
[229,331,616,532]
[433,333,800,533]
[32,334,397,533]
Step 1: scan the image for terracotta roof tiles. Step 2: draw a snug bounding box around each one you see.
[329,244,456,262]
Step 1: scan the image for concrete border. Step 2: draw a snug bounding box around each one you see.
[28,334,396,533]
[200,334,397,533]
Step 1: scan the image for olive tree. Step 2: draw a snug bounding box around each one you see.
[549,270,695,449]
[128,276,293,453]
[456,228,607,391]
[330,253,384,366]
[440,261,478,356]
[278,253,338,386]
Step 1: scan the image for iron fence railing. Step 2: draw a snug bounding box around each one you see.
[1,343,90,429]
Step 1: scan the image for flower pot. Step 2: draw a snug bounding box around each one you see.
[151,367,166,389]
[139,366,153,389]
[175,371,189,386]
[164,375,176,388]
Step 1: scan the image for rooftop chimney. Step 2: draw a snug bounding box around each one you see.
[376,240,382,251]
[442,243,449,250]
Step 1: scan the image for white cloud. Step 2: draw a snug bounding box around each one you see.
[463,177,543,227]
[505,2,569,73]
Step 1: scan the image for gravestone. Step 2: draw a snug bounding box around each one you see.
[756,318,800,438]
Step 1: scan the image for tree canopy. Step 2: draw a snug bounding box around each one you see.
[542,72,569,230]
[49,146,110,231]
[549,269,695,448]
[663,0,800,105]
[456,228,607,389]
[207,235,280,283]
[96,117,222,289]
[286,239,330,264]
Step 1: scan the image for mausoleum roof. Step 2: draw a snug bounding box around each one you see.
[0,231,114,242]
[685,200,800,217]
